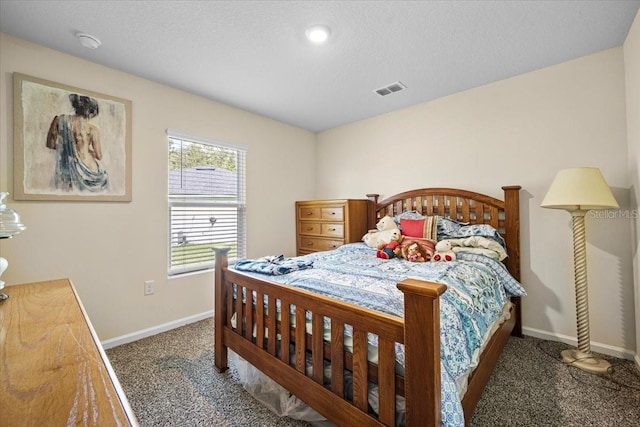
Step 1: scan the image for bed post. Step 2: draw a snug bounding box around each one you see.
[366,193,379,230]
[502,185,523,338]
[397,278,447,427]
[501,186,521,281]
[213,247,230,373]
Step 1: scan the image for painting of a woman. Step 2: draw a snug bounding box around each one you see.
[46,94,109,192]
[13,73,131,201]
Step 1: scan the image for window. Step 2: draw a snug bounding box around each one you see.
[167,129,246,275]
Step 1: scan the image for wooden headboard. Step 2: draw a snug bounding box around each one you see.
[366,186,521,281]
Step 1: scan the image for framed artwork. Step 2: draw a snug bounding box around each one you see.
[13,73,132,201]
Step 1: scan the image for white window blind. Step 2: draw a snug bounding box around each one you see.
[167,130,246,276]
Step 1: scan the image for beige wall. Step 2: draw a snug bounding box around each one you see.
[317,48,636,358]
[624,10,640,366]
[0,33,316,341]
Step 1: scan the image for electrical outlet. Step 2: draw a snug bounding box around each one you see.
[144,280,155,296]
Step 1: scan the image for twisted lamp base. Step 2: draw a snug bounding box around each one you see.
[566,212,611,374]
[561,349,611,374]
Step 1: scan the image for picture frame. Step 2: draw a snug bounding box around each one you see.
[13,73,132,201]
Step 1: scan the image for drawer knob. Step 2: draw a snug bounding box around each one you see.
[306,212,313,215]
[307,242,314,246]
[307,227,313,231]
[329,228,335,231]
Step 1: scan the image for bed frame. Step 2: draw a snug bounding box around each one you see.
[213,186,522,426]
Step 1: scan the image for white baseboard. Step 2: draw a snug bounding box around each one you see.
[101,311,213,350]
[522,326,638,365]
[100,315,640,371]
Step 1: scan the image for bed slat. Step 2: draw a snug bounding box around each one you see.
[461,197,470,222]
[378,338,396,426]
[245,291,253,341]
[256,291,264,348]
[295,308,306,374]
[312,314,324,384]
[450,197,458,221]
[267,296,277,355]
[227,285,234,328]
[425,195,433,216]
[330,320,345,397]
[280,302,291,364]
[489,206,499,229]
[352,329,369,412]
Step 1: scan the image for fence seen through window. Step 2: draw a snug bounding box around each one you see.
[168,131,246,275]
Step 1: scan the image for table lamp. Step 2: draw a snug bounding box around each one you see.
[540,167,618,374]
[0,192,26,300]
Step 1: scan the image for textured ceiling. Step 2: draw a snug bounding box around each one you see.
[1,1,639,132]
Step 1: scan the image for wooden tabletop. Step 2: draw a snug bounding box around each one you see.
[0,278,137,426]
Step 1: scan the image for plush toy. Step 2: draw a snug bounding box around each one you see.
[362,215,400,248]
[368,228,401,250]
[397,238,435,262]
[401,241,428,262]
[375,215,397,231]
[376,239,401,259]
[432,240,456,262]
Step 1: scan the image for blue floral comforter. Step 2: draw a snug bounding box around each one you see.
[232,242,526,426]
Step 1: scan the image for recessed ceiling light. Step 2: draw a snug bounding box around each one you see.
[305,25,330,45]
[75,32,101,49]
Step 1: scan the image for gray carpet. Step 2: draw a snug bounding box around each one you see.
[106,318,640,426]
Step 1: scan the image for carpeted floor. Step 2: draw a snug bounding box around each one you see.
[106,318,640,427]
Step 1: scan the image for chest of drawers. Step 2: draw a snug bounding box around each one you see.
[296,199,370,255]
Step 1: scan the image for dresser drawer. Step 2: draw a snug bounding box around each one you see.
[321,223,344,238]
[321,207,344,221]
[298,222,322,236]
[298,206,321,220]
[299,237,344,252]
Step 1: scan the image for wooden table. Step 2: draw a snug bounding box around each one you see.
[0,278,137,426]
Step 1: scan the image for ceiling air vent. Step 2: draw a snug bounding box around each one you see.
[374,81,406,97]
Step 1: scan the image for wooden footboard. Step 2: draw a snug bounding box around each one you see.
[213,186,522,426]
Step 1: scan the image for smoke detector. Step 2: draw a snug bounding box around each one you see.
[374,81,407,96]
[75,32,101,49]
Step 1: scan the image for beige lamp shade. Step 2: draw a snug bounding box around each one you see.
[540,167,619,211]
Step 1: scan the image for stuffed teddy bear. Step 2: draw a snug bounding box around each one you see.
[369,228,402,251]
[401,241,428,262]
[362,215,399,248]
[432,240,456,262]
[376,237,402,259]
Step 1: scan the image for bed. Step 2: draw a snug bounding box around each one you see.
[213,186,523,426]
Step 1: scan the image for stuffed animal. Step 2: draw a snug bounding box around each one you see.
[369,228,402,249]
[375,215,397,231]
[432,240,456,262]
[362,215,399,248]
[401,241,428,262]
[398,238,435,262]
[376,238,401,259]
